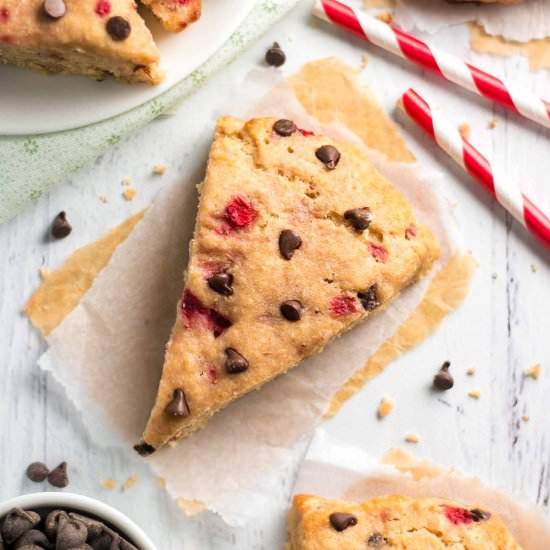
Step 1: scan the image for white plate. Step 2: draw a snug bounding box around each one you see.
[0,0,256,136]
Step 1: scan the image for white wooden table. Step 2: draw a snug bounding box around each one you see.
[1,2,549,548]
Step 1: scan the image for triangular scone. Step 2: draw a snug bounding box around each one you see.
[140,0,201,32]
[287,494,523,549]
[137,117,439,454]
[0,0,162,84]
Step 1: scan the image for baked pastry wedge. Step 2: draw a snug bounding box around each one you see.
[140,0,201,32]
[287,494,522,549]
[0,0,162,84]
[136,116,439,454]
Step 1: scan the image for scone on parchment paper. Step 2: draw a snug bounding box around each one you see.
[287,494,522,549]
[136,116,440,454]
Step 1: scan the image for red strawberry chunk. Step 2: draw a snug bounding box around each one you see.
[298,128,315,137]
[0,8,9,22]
[405,224,417,239]
[206,365,218,384]
[368,242,388,263]
[181,290,232,337]
[330,295,358,317]
[443,506,473,526]
[223,195,258,229]
[95,0,111,16]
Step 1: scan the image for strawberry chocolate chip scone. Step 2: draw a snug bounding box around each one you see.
[140,0,201,32]
[287,494,523,549]
[0,0,162,84]
[135,116,440,455]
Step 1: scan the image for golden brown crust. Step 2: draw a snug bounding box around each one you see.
[141,0,201,33]
[142,116,440,450]
[288,494,523,549]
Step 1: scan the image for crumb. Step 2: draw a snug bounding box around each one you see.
[530,264,538,273]
[153,163,167,176]
[521,415,530,423]
[99,195,109,203]
[491,273,498,280]
[102,479,117,490]
[376,11,393,24]
[157,476,166,488]
[361,53,369,68]
[488,118,497,129]
[468,389,481,399]
[467,367,476,376]
[122,187,137,201]
[377,397,394,419]
[458,123,471,140]
[524,363,541,380]
[121,176,132,186]
[123,475,138,491]
[39,267,50,280]
[405,433,420,444]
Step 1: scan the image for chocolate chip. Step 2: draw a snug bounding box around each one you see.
[315,145,340,170]
[106,16,131,41]
[224,348,249,374]
[56,519,88,550]
[51,211,72,239]
[357,284,379,312]
[433,361,454,391]
[1,509,40,544]
[133,442,155,457]
[47,461,69,488]
[265,42,286,67]
[43,0,66,19]
[26,461,49,482]
[13,529,51,549]
[273,119,297,137]
[470,509,491,522]
[367,533,387,547]
[165,388,190,417]
[280,300,303,321]
[279,229,302,260]
[207,272,233,297]
[44,510,69,540]
[344,207,372,232]
[329,512,358,532]
[68,514,104,540]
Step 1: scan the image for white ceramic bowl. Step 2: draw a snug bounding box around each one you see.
[0,492,157,549]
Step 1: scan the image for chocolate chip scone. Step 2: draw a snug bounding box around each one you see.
[0,0,162,84]
[140,0,201,32]
[287,494,523,549]
[137,116,440,454]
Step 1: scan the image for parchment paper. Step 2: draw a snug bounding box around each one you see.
[35,60,467,525]
[293,429,550,549]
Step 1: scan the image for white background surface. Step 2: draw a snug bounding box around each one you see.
[1,1,550,548]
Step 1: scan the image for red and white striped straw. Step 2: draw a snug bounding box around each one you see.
[312,0,550,130]
[400,88,550,249]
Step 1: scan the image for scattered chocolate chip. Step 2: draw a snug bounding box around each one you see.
[47,461,69,488]
[12,529,51,549]
[51,211,72,239]
[344,207,372,232]
[470,509,491,522]
[273,119,297,137]
[106,16,131,41]
[207,272,234,297]
[280,300,303,322]
[265,42,286,67]
[44,510,69,540]
[433,361,454,391]
[329,512,358,532]
[224,348,249,374]
[315,145,340,170]
[25,461,49,482]
[279,229,302,260]
[133,442,155,457]
[165,388,190,417]
[367,533,387,547]
[43,0,66,19]
[56,519,88,550]
[1,509,40,544]
[357,284,379,312]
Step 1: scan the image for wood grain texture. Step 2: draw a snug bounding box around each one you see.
[1,2,549,548]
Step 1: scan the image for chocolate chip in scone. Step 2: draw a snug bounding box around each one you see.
[13,529,51,549]
[26,461,49,482]
[43,0,66,19]
[279,229,302,260]
[344,207,372,232]
[315,145,340,170]
[165,388,190,417]
[265,42,286,67]
[48,461,69,488]
[329,512,358,532]
[106,16,131,41]
[133,442,155,457]
[207,272,234,297]
[44,510,69,540]
[433,361,454,391]
[280,300,303,322]
[224,348,249,374]
[367,533,388,547]
[470,509,491,522]
[1,509,40,544]
[273,119,297,137]
[357,284,379,312]
[51,211,72,239]
[56,519,88,550]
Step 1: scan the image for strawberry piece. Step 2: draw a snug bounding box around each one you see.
[405,224,417,240]
[181,290,232,337]
[224,195,258,229]
[368,242,388,263]
[95,0,111,16]
[330,295,358,317]
[443,506,473,526]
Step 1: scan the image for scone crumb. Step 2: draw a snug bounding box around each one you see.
[491,272,498,280]
[101,479,117,490]
[377,397,394,419]
[459,123,471,140]
[99,194,109,203]
[153,163,168,176]
[376,11,393,24]
[524,363,541,380]
[530,263,538,273]
[123,475,138,491]
[122,187,137,201]
[39,267,50,280]
[361,53,369,68]
[522,415,530,423]
[121,176,133,186]
[405,433,420,444]
[488,118,497,129]
[468,389,481,399]
[466,367,476,376]
[157,476,166,488]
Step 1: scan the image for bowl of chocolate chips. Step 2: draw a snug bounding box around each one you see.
[0,492,156,550]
